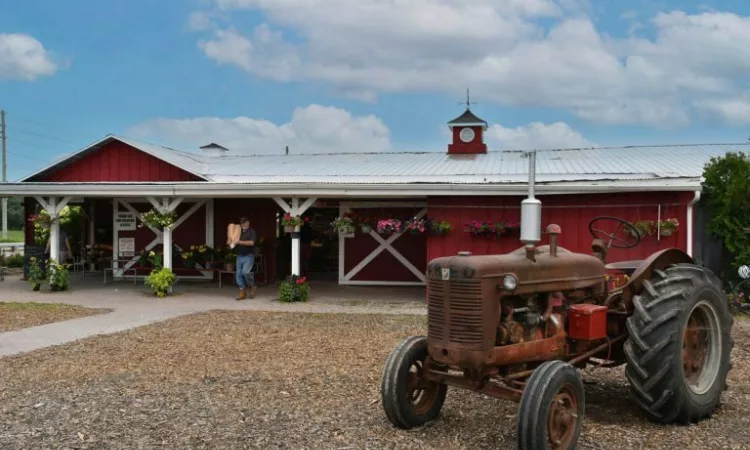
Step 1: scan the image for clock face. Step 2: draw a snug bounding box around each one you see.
[459,127,475,143]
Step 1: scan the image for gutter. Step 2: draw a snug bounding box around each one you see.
[0,180,703,198]
[686,190,701,258]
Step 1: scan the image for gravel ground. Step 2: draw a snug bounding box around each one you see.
[0,311,748,450]
[0,301,111,332]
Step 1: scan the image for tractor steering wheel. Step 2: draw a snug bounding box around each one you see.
[588,216,641,249]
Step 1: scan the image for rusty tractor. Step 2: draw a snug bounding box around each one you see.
[380,152,733,450]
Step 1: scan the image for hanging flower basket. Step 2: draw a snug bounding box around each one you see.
[361,224,372,234]
[377,219,403,234]
[428,219,452,235]
[659,218,679,237]
[140,209,177,229]
[332,216,355,235]
[404,217,426,235]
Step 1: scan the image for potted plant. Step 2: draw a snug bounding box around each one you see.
[659,218,679,236]
[277,275,310,302]
[47,259,70,291]
[27,256,47,291]
[404,217,427,235]
[223,247,237,271]
[376,218,403,234]
[359,215,375,234]
[139,209,177,230]
[332,216,356,235]
[281,214,309,233]
[632,220,655,238]
[428,218,452,235]
[145,267,176,298]
[465,220,495,237]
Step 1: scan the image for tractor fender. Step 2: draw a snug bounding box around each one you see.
[620,248,695,311]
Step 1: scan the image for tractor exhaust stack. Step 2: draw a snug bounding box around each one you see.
[520,150,542,261]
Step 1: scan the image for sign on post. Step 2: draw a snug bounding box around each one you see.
[118,237,135,257]
[115,212,136,231]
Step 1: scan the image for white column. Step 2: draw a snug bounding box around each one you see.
[49,197,59,261]
[290,198,300,276]
[163,227,172,269]
[112,199,119,273]
[1,198,7,240]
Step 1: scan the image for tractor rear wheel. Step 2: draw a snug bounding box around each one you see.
[517,360,584,450]
[624,263,733,425]
[380,336,448,429]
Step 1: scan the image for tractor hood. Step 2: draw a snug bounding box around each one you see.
[426,245,607,294]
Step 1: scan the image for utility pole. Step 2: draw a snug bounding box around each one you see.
[1,110,6,240]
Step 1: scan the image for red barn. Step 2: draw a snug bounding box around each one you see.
[4,107,744,286]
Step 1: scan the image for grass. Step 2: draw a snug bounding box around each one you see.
[0,229,23,243]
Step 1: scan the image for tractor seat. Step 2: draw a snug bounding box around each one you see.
[605,260,642,275]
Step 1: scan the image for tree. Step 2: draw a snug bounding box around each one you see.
[700,151,750,283]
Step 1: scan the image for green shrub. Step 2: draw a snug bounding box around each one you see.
[47,259,70,291]
[27,256,47,291]
[278,275,310,302]
[5,254,23,268]
[145,267,176,298]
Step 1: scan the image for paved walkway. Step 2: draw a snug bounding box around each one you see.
[0,276,427,358]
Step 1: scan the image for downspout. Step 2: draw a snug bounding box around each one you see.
[687,190,701,258]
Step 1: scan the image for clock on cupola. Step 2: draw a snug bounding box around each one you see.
[447,89,488,155]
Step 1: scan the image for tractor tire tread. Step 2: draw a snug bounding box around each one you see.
[624,263,733,425]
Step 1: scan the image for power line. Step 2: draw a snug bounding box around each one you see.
[10,114,92,140]
[11,127,82,145]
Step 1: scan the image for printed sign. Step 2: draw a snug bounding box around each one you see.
[118,237,135,256]
[441,268,450,281]
[115,212,137,231]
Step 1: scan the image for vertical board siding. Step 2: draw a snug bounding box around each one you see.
[30,141,202,182]
[344,206,427,282]
[427,192,690,264]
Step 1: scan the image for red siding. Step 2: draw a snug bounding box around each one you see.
[344,206,427,282]
[30,141,202,182]
[427,192,692,264]
[213,198,279,283]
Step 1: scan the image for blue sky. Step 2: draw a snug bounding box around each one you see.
[2,0,750,181]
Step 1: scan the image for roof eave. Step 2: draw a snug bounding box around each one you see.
[0,178,703,198]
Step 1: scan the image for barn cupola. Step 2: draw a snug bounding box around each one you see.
[447,89,488,155]
[199,142,229,157]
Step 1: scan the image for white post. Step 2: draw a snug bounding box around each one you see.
[163,227,172,269]
[112,199,119,274]
[1,198,7,240]
[291,197,300,276]
[49,197,59,261]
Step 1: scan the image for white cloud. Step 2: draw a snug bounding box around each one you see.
[128,104,391,155]
[190,2,750,128]
[0,33,59,81]
[487,121,594,150]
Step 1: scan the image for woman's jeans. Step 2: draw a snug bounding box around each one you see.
[236,254,255,289]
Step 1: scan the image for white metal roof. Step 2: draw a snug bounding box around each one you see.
[17,134,750,188]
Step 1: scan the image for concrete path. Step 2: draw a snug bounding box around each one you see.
[0,276,427,358]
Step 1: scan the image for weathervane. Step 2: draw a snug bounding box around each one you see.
[459,88,477,110]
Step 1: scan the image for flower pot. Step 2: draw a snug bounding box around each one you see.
[361,225,372,234]
[284,225,294,233]
[224,263,235,272]
[660,229,673,237]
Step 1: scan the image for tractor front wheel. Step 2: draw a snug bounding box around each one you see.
[624,263,733,424]
[517,360,585,450]
[380,336,448,429]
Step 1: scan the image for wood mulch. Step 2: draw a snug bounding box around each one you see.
[0,302,111,332]
[0,311,748,449]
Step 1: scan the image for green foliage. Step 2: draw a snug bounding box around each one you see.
[701,151,750,282]
[0,253,24,268]
[278,275,310,302]
[140,209,177,229]
[145,267,176,298]
[6,197,24,230]
[27,256,46,290]
[47,259,70,291]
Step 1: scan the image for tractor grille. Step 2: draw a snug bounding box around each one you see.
[428,278,483,344]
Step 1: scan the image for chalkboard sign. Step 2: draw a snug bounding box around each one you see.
[23,244,47,278]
